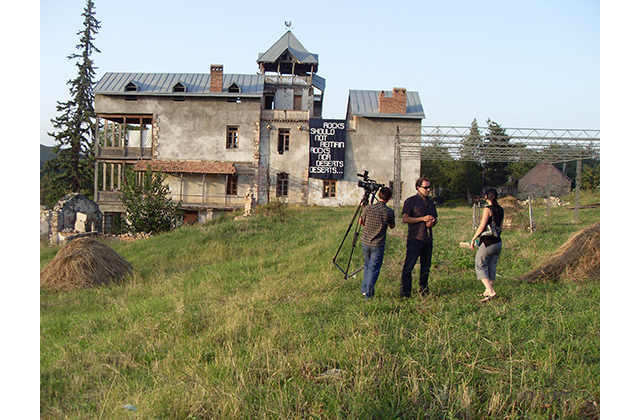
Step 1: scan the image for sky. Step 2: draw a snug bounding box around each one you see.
[39,0,601,147]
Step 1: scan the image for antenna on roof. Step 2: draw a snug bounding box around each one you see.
[284,21,292,30]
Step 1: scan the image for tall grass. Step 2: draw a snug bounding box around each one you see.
[40,192,600,419]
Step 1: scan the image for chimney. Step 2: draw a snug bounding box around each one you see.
[378,87,407,114]
[210,64,223,92]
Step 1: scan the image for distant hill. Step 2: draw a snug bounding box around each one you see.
[40,144,56,172]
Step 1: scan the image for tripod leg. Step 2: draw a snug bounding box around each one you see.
[332,202,365,279]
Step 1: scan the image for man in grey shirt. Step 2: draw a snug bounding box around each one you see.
[359,187,395,299]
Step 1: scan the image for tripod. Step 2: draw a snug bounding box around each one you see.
[332,188,377,280]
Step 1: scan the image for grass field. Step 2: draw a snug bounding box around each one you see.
[40,192,600,419]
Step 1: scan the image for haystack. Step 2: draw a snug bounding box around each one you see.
[519,222,600,283]
[498,195,522,228]
[41,237,133,291]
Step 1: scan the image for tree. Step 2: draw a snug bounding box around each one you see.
[42,0,100,202]
[120,166,183,234]
[482,118,512,186]
[421,130,451,196]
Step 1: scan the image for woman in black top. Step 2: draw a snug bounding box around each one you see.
[470,188,504,302]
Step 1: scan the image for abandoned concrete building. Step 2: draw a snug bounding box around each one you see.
[93,31,424,230]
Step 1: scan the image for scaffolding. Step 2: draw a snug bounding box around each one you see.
[393,125,600,223]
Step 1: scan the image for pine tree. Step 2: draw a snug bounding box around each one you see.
[482,118,512,186]
[43,0,100,202]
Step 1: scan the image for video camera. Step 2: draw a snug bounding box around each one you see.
[357,171,384,195]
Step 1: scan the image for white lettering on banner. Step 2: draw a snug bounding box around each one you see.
[319,141,344,148]
[309,166,341,174]
[323,122,345,130]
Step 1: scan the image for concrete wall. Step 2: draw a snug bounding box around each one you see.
[273,87,314,111]
[164,173,250,208]
[258,121,311,205]
[336,117,421,208]
[95,95,261,162]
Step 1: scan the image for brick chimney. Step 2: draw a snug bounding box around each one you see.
[210,64,223,92]
[378,87,407,114]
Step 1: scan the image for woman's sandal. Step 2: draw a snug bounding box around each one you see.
[480,294,497,303]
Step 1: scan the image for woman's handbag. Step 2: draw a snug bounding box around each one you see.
[480,222,501,238]
[479,205,501,237]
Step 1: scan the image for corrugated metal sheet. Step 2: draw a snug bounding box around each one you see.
[94,72,264,96]
[312,74,326,91]
[348,90,425,119]
[257,31,318,65]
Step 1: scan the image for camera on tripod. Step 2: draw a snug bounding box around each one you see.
[357,171,384,196]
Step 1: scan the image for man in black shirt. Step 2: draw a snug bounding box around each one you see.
[400,178,438,297]
[359,187,395,299]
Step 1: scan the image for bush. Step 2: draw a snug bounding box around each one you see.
[119,165,182,234]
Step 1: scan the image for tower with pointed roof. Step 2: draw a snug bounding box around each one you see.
[257,30,325,117]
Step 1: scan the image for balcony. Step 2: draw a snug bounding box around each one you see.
[264,75,311,86]
[96,190,244,211]
[97,146,152,159]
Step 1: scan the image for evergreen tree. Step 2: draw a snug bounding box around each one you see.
[482,118,512,186]
[43,0,100,202]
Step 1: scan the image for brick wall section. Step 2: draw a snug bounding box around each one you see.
[210,64,223,92]
[378,88,407,114]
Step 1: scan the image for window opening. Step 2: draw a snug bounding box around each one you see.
[226,126,239,149]
[323,180,337,198]
[293,93,302,110]
[264,95,275,110]
[226,174,238,196]
[276,173,289,197]
[277,129,290,154]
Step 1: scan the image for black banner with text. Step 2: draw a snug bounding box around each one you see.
[308,118,346,179]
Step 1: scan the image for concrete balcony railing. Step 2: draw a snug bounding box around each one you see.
[96,146,152,159]
[264,75,311,86]
[261,109,309,122]
[96,190,244,210]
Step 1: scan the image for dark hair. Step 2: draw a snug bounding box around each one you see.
[415,177,429,190]
[378,187,393,201]
[485,188,498,202]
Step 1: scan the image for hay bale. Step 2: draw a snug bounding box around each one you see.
[41,237,133,291]
[498,195,523,229]
[519,222,600,283]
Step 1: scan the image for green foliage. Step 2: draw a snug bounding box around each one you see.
[42,0,100,203]
[580,160,600,191]
[119,166,182,234]
[505,161,535,182]
[40,196,600,419]
[482,118,512,186]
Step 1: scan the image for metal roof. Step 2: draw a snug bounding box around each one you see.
[348,90,425,119]
[94,72,265,96]
[257,31,318,65]
[312,74,326,92]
